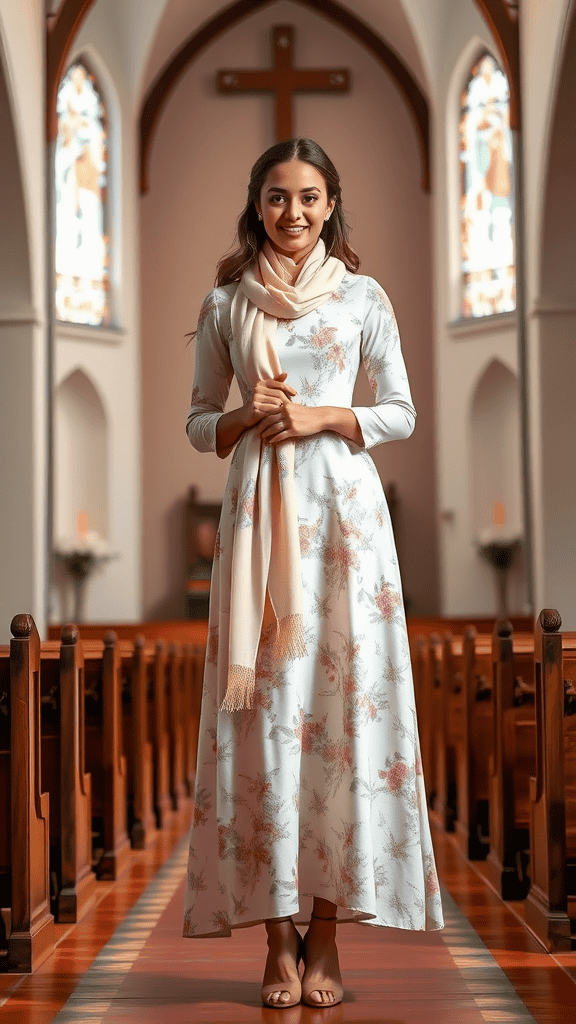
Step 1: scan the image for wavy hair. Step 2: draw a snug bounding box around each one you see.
[186,139,359,341]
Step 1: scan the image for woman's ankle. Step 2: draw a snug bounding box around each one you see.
[311,897,337,921]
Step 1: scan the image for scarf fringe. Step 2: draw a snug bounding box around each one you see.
[220,664,256,713]
[272,612,307,661]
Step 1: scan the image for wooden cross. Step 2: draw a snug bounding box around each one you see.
[217,25,350,141]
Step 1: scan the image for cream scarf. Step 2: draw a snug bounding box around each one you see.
[220,238,346,712]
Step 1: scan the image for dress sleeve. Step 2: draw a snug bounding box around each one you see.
[185,289,234,457]
[351,279,417,450]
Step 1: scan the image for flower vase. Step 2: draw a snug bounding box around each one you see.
[494,565,510,619]
[477,538,522,620]
[73,577,87,624]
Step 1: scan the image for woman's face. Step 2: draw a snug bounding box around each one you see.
[255,159,335,264]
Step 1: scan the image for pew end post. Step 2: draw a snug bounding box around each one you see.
[524,609,573,951]
[7,615,55,972]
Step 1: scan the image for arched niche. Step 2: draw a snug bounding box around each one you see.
[469,357,523,539]
[54,368,109,542]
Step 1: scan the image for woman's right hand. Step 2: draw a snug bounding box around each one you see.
[242,372,297,428]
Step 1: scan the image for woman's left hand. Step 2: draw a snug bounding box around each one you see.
[256,402,325,444]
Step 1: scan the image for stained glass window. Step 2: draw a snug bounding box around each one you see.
[459,53,516,318]
[55,63,109,326]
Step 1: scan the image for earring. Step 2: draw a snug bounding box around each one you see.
[325,214,331,222]
[258,213,262,221]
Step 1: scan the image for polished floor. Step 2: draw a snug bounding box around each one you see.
[2,807,576,1023]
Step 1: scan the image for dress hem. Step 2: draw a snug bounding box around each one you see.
[182,893,444,938]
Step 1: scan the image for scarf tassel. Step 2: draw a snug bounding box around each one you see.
[272,612,307,661]
[220,614,307,713]
[220,664,256,713]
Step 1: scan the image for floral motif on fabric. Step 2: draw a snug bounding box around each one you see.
[183,273,443,939]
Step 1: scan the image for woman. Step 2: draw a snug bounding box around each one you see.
[183,137,444,1009]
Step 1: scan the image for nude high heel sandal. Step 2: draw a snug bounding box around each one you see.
[261,916,304,1009]
[301,915,344,1008]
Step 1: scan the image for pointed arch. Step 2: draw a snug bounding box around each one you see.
[469,357,523,540]
[54,367,109,543]
[139,0,430,193]
[47,0,97,139]
[472,0,520,129]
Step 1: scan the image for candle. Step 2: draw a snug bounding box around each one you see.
[77,511,88,538]
[493,501,505,528]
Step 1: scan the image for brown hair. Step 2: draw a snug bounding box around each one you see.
[186,138,359,342]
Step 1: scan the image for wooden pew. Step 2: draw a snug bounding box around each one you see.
[5,615,55,971]
[122,637,156,849]
[454,627,493,860]
[1,642,10,951]
[167,643,187,811]
[83,633,131,880]
[525,609,576,951]
[484,621,536,899]
[148,640,173,830]
[39,627,97,922]
[49,620,208,645]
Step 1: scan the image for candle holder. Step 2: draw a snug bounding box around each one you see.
[476,528,523,618]
[54,531,117,623]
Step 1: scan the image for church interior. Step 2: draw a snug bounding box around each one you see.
[1,0,576,1020]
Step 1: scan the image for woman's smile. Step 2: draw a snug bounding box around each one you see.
[256,159,334,263]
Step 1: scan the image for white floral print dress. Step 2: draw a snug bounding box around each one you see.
[183,274,444,936]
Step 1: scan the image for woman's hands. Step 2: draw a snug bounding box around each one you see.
[235,371,364,448]
[257,401,326,444]
[242,372,296,429]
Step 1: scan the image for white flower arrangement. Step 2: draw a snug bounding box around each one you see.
[54,529,118,622]
[54,530,117,587]
[476,526,524,548]
[55,529,114,560]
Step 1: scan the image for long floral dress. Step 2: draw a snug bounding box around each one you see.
[183,273,444,937]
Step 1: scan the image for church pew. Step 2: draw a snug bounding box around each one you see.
[433,627,494,862]
[427,633,455,829]
[485,621,536,900]
[406,615,533,644]
[5,615,55,972]
[525,610,576,951]
[39,627,97,923]
[124,637,157,849]
[84,632,131,881]
[412,635,430,790]
[167,643,187,811]
[1,645,10,951]
[183,644,205,792]
[148,640,174,829]
[49,620,209,645]
[411,632,439,807]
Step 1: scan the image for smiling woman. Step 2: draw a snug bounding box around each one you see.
[183,137,443,1011]
[255,161,335,265]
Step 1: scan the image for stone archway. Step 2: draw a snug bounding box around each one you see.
[532,0,576,627]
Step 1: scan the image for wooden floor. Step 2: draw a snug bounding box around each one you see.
[2,807,576,1023]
